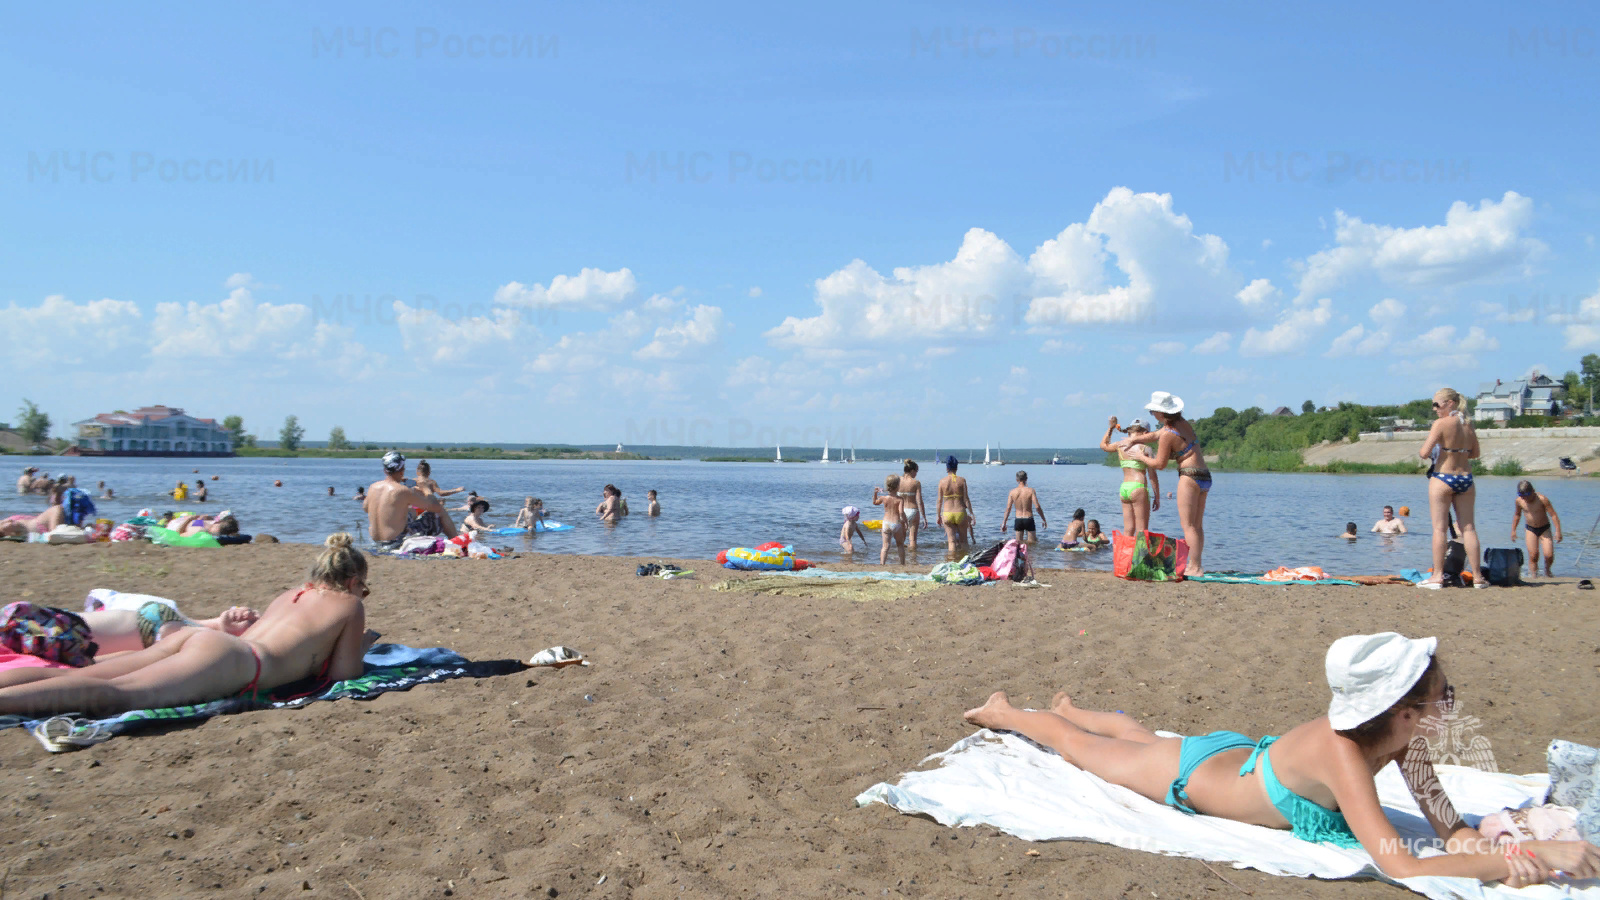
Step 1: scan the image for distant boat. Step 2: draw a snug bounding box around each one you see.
[989,443,1004,466]
[984,444,990,465]
[819,439,830,464]
[850,445,857,463]
[616,443,624,453]
[1052,453,1063,465]
[775,444,782,463]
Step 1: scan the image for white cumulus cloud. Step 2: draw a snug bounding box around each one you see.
[1192,331,1232,354]
[636,304,726,360]
[494,267,637,309]
[1239,299,1333,356]
[0,294,145,366]
[1295,191,1546,300]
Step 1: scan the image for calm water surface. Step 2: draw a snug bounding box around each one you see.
[12,457,1600,575]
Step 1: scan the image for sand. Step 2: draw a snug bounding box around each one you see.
[2,541,1597,899]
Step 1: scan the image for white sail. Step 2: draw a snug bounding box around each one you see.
[984,443,990,464]
[820,438,830,463]
[851,445,856,463]
[776,445,782,462]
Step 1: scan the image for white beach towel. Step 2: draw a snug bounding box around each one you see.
[855,730,1598,900]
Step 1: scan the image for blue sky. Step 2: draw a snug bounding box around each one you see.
[4,1,1598,448]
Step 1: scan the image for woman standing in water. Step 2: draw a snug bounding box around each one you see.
[1116,392,1208,576]
[897,460,928,551]
[1100,415,1159,538]
[1418,388,1483,589]
[936,456,975,554]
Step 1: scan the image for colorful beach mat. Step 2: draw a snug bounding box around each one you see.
[0,644,525,752]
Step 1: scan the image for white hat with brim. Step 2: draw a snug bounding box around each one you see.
[1145,391,1184,416]
[1325,632,1437,730]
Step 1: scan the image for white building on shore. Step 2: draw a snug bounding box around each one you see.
[1472,374,1563,425]
[71,405,234,456]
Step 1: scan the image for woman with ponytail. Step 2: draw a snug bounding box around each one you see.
[0,533,372,714]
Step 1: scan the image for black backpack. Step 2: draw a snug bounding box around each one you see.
[1439,541,1466,586]
[1483,548,1524,587]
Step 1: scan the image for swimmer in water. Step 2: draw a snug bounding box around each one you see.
[1340,522,1358,540]
[1083,519,1109,547]
[1059,509,1087,549]
[514,497,546,529]
[461,499,492,536]
[646,490,661,517]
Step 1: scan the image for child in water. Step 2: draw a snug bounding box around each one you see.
[1083,519,1109,547]
[839,506,866,551]
[871,477,908,565]
[1059,509,1088,549]
[1340,522,1358,540]
[514,497,546,530]
[647,490,661,516]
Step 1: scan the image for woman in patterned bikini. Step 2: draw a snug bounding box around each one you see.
[1116,392,1209,576]
[1417,388,1483,589]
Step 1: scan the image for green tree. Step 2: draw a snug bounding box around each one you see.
[16,399,50,444]
[223,415,246,444]
[327,426,349,450]
[1301,400,1315,415]
[279,415,305,451]
[1582,354,1600,394]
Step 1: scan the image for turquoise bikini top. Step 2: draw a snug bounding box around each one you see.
[1242,737,1361,847]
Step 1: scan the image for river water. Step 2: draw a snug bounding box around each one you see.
[11,457,1600,575]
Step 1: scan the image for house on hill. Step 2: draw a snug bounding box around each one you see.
[1472,374,1564,425]
[1270,406,1295,417]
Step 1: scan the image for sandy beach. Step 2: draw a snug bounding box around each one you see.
[2,541,1597,899]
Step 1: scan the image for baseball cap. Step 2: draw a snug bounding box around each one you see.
[1326,632,1437,730]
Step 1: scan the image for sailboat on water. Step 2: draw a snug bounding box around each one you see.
[850,445,856,464]
[775,444,782,463]
[819,439,830,464]
[988,443,1004,466]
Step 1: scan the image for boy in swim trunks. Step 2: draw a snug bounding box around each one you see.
[646,490,661,517]
[1511,480,1561,579]
[1002,470,1046,543]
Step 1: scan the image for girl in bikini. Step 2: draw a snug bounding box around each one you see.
[1101,415,1160,538]
[1116,392,1209,576]
[965,633,1600,888]
[936,456,974,555]
[872,475,909,565]
[897,460,928,551]
[1418,388,1483,589]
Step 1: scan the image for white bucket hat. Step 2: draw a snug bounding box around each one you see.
[1325,632,1437,730]
[1144,391,1184,416]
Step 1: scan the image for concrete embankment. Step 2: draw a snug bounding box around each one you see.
[1299,427,1600,474]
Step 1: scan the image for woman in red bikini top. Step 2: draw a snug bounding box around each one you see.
[0,533,371,715]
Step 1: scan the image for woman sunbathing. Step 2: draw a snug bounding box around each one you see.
[964,633,1600,888]
[0,533,371,714]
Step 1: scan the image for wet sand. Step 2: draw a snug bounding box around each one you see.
[2,541,1596,898]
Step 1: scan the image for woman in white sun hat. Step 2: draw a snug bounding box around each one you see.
[1115,391,1209,575]
[964,633,1599,886]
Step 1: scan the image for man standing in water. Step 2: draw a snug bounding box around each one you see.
[1372,505,1407,534]
[364,452,458,545]
[1001,470,1046,543]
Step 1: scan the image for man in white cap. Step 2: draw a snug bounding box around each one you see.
[364,451,458,545]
